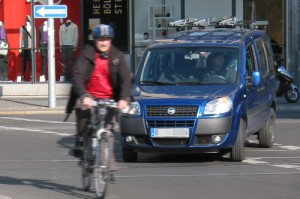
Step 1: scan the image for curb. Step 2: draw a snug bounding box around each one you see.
[0,195,12,199]
[276,105,300,112]
[0,106,65,115]
[0,110,65,115]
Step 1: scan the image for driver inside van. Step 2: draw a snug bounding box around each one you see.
[203,52,236,83]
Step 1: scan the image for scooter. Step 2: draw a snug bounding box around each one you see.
[275,59,299,103]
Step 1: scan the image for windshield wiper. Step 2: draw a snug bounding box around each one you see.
[139,81,176,85]
[176,81,204,85]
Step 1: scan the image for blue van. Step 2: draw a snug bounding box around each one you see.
[121,27,277,162]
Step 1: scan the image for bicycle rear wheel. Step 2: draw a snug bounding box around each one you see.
[81,136,92,191]
[94,132,110,199]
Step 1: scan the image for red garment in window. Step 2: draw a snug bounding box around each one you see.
[85,53,113,99]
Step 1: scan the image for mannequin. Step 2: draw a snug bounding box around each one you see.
[39,20,48,82]
[19,15,36,81]
[59,19,78,81]
[0,20,8,81]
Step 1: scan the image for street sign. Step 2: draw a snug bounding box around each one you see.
[34,5,67,18]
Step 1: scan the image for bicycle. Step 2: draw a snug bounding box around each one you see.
[81,99,119,199]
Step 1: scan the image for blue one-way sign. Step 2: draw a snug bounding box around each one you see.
[34,5,67,18]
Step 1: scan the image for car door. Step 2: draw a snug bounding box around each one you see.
[245,43,264,134]
[254,38,274,126]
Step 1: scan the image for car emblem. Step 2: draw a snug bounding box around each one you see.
[167,107,176,115]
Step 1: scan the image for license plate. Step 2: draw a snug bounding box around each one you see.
[151,128,190,138]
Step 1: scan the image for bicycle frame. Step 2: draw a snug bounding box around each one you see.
[81,99,118,199]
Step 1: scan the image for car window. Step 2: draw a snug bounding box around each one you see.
[139,47,238,84]
[255,39,268,75]
[263,38,275,73]
[246,44,257,76]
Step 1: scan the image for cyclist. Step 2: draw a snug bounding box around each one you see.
[71,24,132,182]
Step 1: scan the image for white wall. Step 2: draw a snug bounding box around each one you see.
[184,0,232,19]
[236,0,244,19]
[134,0,181,37]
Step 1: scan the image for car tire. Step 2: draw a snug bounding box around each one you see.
[258,108,275,148]
[122,147,138,162]
[230,119,245,162]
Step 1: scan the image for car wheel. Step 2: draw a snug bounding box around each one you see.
[230,119,245,162]
[258,108,275,148]
[122,147,138,162]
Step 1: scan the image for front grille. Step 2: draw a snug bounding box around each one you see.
[147,120,194,128]
[146,105,198,117]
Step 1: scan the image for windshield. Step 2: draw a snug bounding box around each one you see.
[139,47,238,85]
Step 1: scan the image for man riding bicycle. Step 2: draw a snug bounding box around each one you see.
[71,24,132,182]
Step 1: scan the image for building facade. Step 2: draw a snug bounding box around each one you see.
[0,0,298,88]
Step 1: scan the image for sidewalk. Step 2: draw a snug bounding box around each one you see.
[0,97,67,115]
[0,96,299,115]
[275,97,300,112]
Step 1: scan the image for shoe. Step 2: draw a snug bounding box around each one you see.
[110,173,116,184]
[72,141,83,158]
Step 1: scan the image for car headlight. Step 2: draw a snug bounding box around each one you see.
[127,101,141,115]
[204,97,233,115]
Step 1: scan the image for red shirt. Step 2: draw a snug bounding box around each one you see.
[85,53,113,99]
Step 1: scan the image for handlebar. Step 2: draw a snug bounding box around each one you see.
[91,99,118,109]
[91,99,130,114]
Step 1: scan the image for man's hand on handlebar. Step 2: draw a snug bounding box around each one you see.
[81,96,128,111]
[118,99,128,110]
[82,96,93,109]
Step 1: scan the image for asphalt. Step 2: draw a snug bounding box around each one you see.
[0,96,299,115]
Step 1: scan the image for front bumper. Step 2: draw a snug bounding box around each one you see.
[120,116,233,152]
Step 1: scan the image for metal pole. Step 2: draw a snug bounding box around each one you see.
[48,0,56,108]
[232,0,236,17]
[30,0,36,83]
[131,0,136,74]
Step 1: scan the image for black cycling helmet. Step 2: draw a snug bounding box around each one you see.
[92,24,114,39]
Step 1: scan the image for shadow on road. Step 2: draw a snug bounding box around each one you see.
[0,176,93,199]
[56,135,74,150]
[134,152,232,163]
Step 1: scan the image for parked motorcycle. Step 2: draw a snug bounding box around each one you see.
[275,59,299,103]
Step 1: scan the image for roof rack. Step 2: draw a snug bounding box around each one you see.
[215,16,240,28]
[167,16,268,30]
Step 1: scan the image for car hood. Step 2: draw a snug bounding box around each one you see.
[132,84,239,101]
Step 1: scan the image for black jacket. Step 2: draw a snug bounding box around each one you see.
[65,43,131,114]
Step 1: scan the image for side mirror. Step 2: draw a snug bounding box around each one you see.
[251,71,260,87]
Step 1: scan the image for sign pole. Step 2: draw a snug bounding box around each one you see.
[48,0,56,108]
[34,3,67,108]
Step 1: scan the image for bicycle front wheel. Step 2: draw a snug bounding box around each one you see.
[81,136,92,191]
[94,133,110,199]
